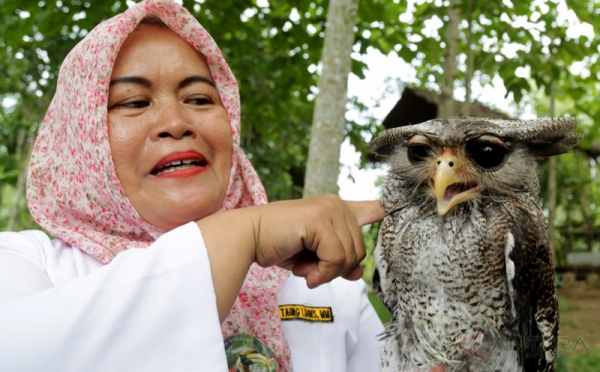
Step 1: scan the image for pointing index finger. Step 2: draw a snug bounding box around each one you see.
[343,200,385,226]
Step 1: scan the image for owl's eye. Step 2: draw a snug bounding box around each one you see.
[468,141,509,171]
[407,144,432,164]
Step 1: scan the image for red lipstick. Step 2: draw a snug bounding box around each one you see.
[152,150,208,179]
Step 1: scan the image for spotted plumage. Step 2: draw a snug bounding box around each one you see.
[369,117,581,372]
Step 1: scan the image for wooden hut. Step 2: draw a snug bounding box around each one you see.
[381,87,512,130]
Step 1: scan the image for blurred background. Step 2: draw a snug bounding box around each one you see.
[1,0,599,369]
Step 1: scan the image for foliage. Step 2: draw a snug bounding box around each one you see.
[1,0,600,248]
[368,292,391,324]
[0,0,409,231]
[359,222,379,285]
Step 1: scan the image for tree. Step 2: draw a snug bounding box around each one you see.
[439,0,460,118]
[303,0,359,197]
[460,0,474,116]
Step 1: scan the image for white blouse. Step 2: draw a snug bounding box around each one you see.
[0,222,383,371]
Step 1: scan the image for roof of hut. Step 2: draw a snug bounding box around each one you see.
[381,87,512,130]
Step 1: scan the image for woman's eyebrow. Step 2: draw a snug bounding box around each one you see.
[109,76,151,87]
[179,75,216,89]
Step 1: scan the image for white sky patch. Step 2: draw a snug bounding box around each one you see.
[73,11,86,21]
[398,0,416,23]
[289,8,300,23]
[531,0,549,13]
[338,139,388,200]
[422,16,443,38]
[256,0,269,8]
[570,61,591,79]
[340,49,415,200]
[515,66,530,78]
[241,8,258,22]
[500,43,524,59]
[2,97,17,108]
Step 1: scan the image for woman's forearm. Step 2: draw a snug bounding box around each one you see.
[198,196,385,323]
[197,208,256,323]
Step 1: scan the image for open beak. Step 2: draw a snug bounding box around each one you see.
[431,148,479,215]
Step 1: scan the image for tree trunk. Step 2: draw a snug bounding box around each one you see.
[580,193,594,252]
[461,0,474,117]
[439,0,461,118]
[547,83,557,265]
[303,0,359,197]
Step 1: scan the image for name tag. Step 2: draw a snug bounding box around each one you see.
[279,305,334,322]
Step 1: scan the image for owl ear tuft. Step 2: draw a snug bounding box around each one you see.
[369,128,410,156]
[525,133,583,158]
[519,118,582,158]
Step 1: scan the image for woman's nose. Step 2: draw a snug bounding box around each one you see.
[150,100,195,140]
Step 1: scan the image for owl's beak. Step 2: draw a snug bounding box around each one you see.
[432,149,479,215]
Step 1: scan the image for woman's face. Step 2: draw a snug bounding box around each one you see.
[107,25,233,231]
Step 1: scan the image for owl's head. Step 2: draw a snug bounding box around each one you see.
[369,117,581,215]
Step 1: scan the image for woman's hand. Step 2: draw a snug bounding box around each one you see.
[197,195,383,322]
[251,195,381,288]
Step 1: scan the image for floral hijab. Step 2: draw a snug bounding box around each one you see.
[26,0,291,369]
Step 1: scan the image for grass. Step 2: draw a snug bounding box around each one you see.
[559,297,581,312]
[556,349,600,372]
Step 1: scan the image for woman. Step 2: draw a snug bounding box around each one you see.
[0,1,384,371]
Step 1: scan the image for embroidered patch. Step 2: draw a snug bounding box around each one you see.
[224,334,276,371]
[278,305,334,322]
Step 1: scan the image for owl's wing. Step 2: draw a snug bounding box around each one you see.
[506,202,558,372]
[373,224,396,312]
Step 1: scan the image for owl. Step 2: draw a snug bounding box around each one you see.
[369,117,581,372]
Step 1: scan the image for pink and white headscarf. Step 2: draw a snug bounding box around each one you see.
[26,0,291,369]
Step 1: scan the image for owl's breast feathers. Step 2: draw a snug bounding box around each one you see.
[376,184,558,371]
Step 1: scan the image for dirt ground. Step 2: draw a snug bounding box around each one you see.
[557,287,600,353]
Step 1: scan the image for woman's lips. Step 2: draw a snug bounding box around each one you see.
[151,150,208,178]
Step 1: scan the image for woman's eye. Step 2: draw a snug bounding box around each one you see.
[467,141,509,171]
[116,100,149,109]
[407,145,432,164]
[187,96,213,105]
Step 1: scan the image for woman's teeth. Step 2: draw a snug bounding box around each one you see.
[153,160,205,175]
